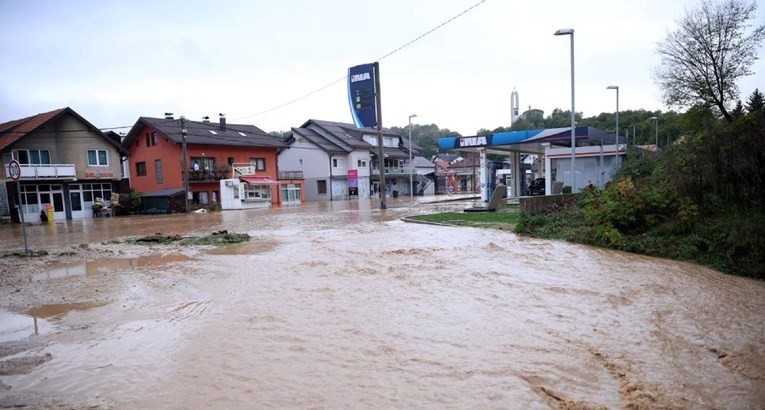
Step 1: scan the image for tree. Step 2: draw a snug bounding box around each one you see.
[389,123,461,159]
[655,0,765,122]
[732,100,745,118]
[745,88,765,114]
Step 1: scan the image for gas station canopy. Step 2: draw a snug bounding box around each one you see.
[437,126,621,155]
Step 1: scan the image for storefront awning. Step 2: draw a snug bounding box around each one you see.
[240,176,279,185]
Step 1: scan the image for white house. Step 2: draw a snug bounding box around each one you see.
[279,119,413,201]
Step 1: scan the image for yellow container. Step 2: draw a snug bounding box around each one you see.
[46,204,54,224]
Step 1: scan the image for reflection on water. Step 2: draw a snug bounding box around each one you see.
[27,302,104,320]
[0,196,444,254]
[0,310,54,342]
[33,253,192,281]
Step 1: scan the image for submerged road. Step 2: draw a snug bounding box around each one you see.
[1,197,763,408]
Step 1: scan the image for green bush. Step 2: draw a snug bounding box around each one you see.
[119,191,142,214]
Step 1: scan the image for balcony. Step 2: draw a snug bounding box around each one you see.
[187,170,227,182]
[371,166,415,176]
[4,164,77,180]
[278,171,303,180]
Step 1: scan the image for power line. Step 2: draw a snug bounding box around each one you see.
[233,0,488,121]
[375,0,487,62]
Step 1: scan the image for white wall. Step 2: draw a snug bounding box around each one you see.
[220,179,242,210]
[278,137,332,201]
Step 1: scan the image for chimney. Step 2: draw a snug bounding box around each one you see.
[164,112,174,120]
[219,113,226,132]
[202,116,210,123]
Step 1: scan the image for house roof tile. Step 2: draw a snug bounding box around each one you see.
[123,117,287,150]
[0,107,126,154]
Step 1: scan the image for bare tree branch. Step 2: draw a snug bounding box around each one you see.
[654,0,765,122]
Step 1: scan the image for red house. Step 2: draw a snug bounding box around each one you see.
[123,114,287,210]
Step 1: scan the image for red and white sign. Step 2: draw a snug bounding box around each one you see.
[8,160,21,181]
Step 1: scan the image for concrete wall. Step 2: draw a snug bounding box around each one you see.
[519,193,576,216]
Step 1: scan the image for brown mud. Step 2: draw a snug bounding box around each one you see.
[0,197,763,408]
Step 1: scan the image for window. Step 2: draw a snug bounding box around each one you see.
[250,158,265,171]
[87,149,108,166]
[332,158,339,168]
[145,133,151,147]
[151,132,158,146]
[81,183,112,205]
[136,161,147,176]
[17,149,51,165]
[317,180,327,194]
[357,159,367,168]
[155,159,163,184]
[243,184,271,200]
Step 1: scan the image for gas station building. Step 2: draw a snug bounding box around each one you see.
[437,126,626,200]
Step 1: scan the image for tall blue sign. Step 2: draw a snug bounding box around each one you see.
[347,63,377,128]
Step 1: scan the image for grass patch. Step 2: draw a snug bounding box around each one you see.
[409,210,520,231]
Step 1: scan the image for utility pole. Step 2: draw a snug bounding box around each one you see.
[374,62,386,210]
[180,116,190,212]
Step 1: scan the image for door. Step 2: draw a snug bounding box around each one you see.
[70,191,86,219]
[52,192,65,221]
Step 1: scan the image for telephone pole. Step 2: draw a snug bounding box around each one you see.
[180,116,190,212]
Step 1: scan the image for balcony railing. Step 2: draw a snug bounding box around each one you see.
[278,171,303,179]
[187,170,227,182]
[5,164,77,180]
[371,166,415,175]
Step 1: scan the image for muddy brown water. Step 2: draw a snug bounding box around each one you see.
[0,197,763,408]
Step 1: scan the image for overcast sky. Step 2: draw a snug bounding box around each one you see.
[1,0,763,136]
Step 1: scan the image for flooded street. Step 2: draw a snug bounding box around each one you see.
[1,197,764,408]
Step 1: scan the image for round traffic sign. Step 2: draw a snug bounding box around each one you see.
[8,160,21,181]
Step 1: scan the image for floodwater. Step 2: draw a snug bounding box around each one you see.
[1,196,764,408]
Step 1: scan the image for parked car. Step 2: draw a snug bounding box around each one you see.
[528,178,545,196]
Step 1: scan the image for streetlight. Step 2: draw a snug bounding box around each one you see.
[649,116,659,150]
[606,85,620,173]
[606,85,619,145]
[408,114,417,198]
[555,28,576,192]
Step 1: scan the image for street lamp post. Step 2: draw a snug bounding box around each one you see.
[555,28,576,192]
[631,124,636,145]
[408,114,417,198]
[607,85,620,173]
[606,85,619,143]
[649,116,659,150]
